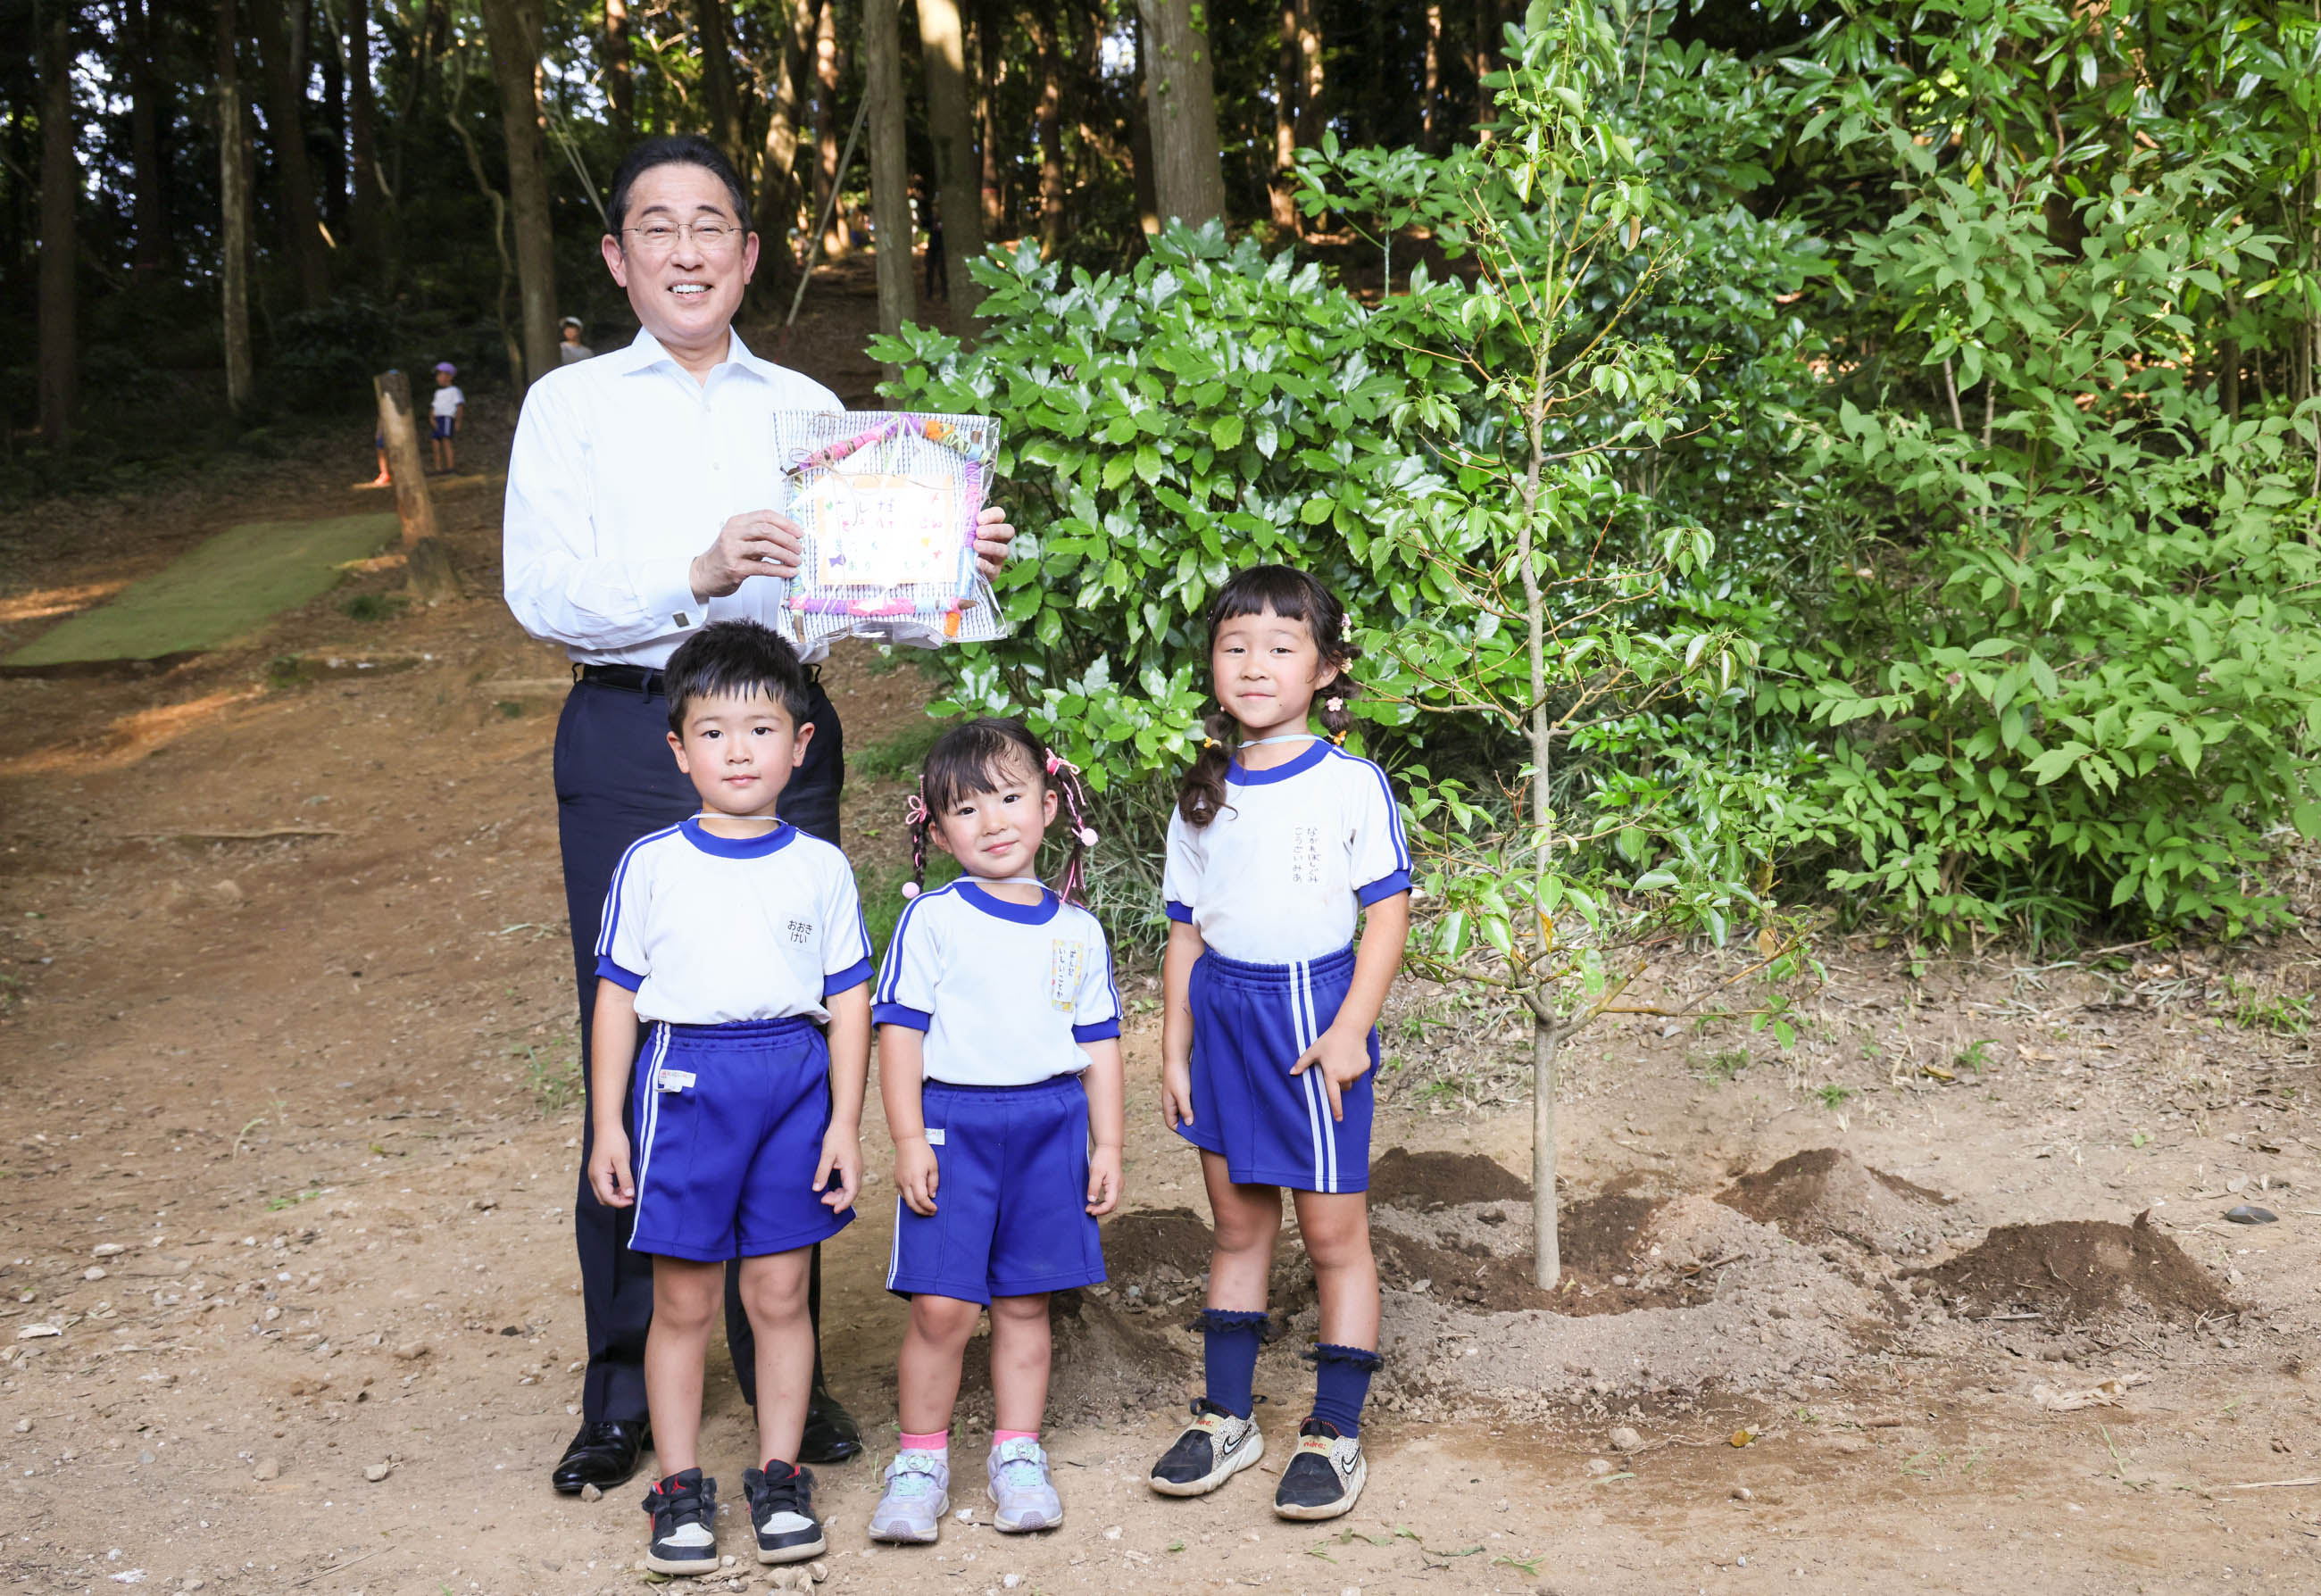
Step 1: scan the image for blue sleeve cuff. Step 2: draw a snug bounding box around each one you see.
[1164,900,1194,924]
[1356,869,1412,907]
[823,958,874,998]
[594,955,645,991]
[873,1002,933,1031]
[1072,1018,1122,1043]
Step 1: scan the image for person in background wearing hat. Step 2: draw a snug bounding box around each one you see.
[429,362,466,473]
[560,317,596,365]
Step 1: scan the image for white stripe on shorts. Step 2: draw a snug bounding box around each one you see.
[628,1023,671,1232]
[1289,959,1327,1193]
[886,1195,904,1290]
[1308,961,1338,1193]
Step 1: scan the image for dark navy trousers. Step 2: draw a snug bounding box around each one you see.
[556,670,844,1424]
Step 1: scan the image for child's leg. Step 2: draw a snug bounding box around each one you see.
[986,1293,1051,1435]
[895,1293,983,1437]
[1200,1151,1281,1417]
[445,431,456,470]
[736,1248,817,1466]
[1290,1189,1381,1434]
[644,1256,725,1473]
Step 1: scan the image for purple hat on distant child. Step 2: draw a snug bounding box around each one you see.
[434,362,456,375]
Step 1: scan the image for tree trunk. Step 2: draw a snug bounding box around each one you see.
[1531,1014,1561,1287]
[813,0,843,254]
[1136,0,1225,229]
[1127,3,1156,235]
[479,0,559,389]
[218,0,254,413]
[1030,1,1064,259]
[746,0,820,317]
[318,0,346,222]
[693,0,741,167]
[864,0,913,361]
[346,0,384,257]
[604,0,633,137]
[915,0,982,325]
[125,0,170,280]
[252,0,333,308]
[374,370,461,601]
[1472,0,1500,126]
[1423,2,1441,151]
[1294,0,1322,140]
[976,4,1001,235]
[37,0,77,451]
[1270,0,1298,231]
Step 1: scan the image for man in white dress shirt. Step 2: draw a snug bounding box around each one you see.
[503,134,1015,1494]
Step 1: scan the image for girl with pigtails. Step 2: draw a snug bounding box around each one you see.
[865,718,1126,1545]
[1148,564,1410,1523]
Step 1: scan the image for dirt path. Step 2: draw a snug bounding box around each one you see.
[4,394,2321,1595]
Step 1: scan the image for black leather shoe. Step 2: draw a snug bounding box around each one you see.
[552,1418,651,1494]
[796,1385,861,1466]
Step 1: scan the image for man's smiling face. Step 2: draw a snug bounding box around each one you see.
[601,162,760,354]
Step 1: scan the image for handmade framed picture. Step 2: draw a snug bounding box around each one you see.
[771,410,1008,649]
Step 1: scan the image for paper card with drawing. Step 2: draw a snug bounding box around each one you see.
[771,410,1009,649]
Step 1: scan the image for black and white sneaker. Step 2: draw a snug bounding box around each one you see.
[742,1459,827,1564]
[640,1467,720,1575]
[1272,1419,1365,1520]
[1148,1399,1265,1497]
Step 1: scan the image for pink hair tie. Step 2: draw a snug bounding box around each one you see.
[1044,751,1082,778]
[1077,827,1099,847]
[903,794,928,826]
[899,881,921,899]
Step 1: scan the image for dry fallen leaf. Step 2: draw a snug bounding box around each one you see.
[1729,1428,1756,1448]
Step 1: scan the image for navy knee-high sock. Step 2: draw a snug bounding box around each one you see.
[1308,1343,1383,1436]
[1198,1309,1269,1419]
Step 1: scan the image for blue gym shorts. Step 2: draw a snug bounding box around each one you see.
[627,1017,854,1262]
[430,416,456,440]
[1177,945,1375,1193]
[886,1076,1106,1305]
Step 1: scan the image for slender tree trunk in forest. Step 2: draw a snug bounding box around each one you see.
[37,0,77,451]
[915,0,982,326]
[694,0,741,167]
[1517,362,1561,1290]
[1127,3,1157,234]
[1136,0,1225,229]
[126,0,170,281]
[218,0,254,413]
[814,0,843,254]
[1271,1,1298,230]
[864,0,913,362]
[976,8,1001,235]
[1472,0,1500,125]
[1030,1,1064,259]
[604,0,634,137]
[253,0,333,308]
[1423,3,1441,151]
[374,370,461,601]
[479,0,559,389]
[1294,0,1322,141]
[316,3,347,225]
[347,0,384,258]
[745,0,820,316]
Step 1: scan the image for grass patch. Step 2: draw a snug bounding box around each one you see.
[851,719,944,785]
[339,592,410,622]
[515,1044,581,1114]
[860,854,961,960]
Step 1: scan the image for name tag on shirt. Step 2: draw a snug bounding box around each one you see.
[924,1127,946,1145]
[655,1068,696,1093]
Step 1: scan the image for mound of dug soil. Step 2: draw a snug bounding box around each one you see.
[1716,1147,1949,1255]
[1914,1212,2232,1325]
[1369,1147,1532,1209]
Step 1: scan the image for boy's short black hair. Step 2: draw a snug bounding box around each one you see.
[662,620,813,734]
[607,134,753,237]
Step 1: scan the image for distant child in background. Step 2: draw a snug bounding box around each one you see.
[429,362,464,473]
[585,619,874,1575]
[867,718,1125,1546]
[1150,564,1410,1523]
[559,316,596,365]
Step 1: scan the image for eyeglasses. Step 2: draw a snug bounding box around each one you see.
[621,220,744,257]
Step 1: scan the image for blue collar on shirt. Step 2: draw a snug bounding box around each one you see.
[956,879,1060,925]
[679,817,796,858]
[1227,739,1329,786]
[613,327,785,386]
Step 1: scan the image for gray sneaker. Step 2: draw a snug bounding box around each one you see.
[867,1449,949,1544]
[986,1438,1063,1532]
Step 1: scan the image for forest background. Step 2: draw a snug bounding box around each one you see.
[4,0,2319,966]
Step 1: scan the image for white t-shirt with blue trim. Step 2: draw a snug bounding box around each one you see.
[872,880,1121,1086]
[596,819,874,1025]
[1162,741,1411,965]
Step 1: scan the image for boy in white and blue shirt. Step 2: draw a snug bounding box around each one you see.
[586,620,871,1575]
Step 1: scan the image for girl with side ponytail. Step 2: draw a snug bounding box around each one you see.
[1150,563,1408,1525]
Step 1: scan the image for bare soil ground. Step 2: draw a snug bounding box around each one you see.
[5,301,2321,1596]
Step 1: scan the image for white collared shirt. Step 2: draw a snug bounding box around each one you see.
[502,328,844,667]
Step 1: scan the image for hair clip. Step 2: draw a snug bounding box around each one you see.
[899,881,921,899]
[1077,827,1100,847]
[903,794,928,826]
[1325,697,1345,713]
[1044,751,1082,779]
[1202,736,1219,750]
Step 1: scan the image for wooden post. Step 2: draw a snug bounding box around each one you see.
[373,371,461,601]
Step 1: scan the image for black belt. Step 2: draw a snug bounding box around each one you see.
[574,661,822,694]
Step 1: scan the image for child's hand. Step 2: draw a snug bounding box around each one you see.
[1160,1056,1194,1129]
[894,1135,941,1218]
[1085,1144,1123,1217]
[1290,1025,1373,1123]
[587,1127,634,1209]
[814,1126,861,1211]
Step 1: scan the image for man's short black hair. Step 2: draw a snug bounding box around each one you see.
[607,134,753,238]
[662,620,812,734]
